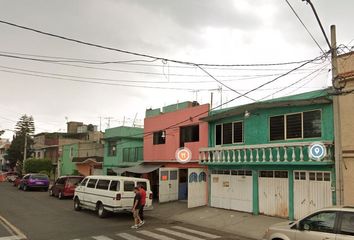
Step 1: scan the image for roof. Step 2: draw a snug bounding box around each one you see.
[84,175,150,182]
[72,156,103,163]
[203,88,332,122]
[104,126,143,140]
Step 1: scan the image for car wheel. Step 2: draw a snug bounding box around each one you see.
[74,198,81,211]
[97,202,107,218]
[58,192,63,199]
[49,189,54,196]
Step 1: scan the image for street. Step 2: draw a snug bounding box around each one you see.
[0,183,246,240]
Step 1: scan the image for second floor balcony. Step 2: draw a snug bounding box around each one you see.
[199,141,334,165]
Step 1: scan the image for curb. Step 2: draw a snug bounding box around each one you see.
[0,215,27,240]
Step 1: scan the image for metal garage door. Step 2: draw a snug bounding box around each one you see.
[159,168,179,203]
[259,170,289,218]
[294,171,332,219]
[188,168,207,208]
[210,170,253,213]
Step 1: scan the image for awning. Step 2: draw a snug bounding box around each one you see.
[112,164,161,175]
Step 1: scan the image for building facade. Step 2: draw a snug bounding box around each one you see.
[199,90,335,219]
[336,51,354,205]
[103,126,144,175]
[0,139,10,171]
[60,142,104,176]
[143,101,209,207]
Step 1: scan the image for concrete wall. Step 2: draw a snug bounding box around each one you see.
[338,52,354,205]
[144,103,209,161]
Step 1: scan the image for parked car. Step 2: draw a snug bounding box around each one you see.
[18,174,50,191]
[73,175,153,218]
[49,176,84,199]
[13,175,23,187]
[263,206,354,240]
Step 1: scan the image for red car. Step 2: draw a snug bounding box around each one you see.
[49,176,84,199]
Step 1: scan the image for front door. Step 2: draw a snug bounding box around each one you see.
[159,168,179,203]
[188,168,207,208]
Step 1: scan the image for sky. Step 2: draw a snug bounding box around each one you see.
[0,0,353,139]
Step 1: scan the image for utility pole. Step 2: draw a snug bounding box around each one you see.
[104,117,113,128]
[23,132,27,162]
[331,25,343,205]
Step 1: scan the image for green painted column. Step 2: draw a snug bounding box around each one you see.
[288,170,294,220]
[252,170,259,215]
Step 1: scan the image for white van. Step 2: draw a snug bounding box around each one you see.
[73,175,153,218]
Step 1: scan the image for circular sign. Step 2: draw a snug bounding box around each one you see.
[175,147,192,164]
[309,142,326,161]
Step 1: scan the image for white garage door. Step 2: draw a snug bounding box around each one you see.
[159,168,179,203]
[210,170,253,213]
[259,170,289,218]
[188,168,207,208]
[294,171,332,219]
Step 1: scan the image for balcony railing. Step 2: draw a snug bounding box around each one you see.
[199,141,334,164]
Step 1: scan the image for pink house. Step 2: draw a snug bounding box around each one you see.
[143,101,209,206]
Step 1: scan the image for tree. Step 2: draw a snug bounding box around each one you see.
[24,158,52,175]
[5,115,35,171]
[0,129,4,136]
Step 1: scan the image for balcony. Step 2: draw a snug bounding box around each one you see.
[199,141,334,165]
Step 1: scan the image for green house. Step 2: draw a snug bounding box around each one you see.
[199,89,335,220]
[103,126,144,175]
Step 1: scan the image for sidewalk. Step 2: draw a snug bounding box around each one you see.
[147,201,285,240]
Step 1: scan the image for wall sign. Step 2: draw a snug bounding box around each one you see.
[309,142,326,161]
[175,147,192,164]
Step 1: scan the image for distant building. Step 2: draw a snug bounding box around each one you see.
[103,126,144,175]
[0,139,10,171]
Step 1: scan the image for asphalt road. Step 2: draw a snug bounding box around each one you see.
[0,183,248,240]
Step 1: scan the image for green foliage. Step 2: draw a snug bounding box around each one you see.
[24,158,53,174]
[0,130,4,136]
[5,115,35,170]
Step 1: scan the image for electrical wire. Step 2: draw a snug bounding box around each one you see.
[284,0,325,54]
[0,19,321,67]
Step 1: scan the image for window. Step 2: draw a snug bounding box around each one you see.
[180,125,199,147]
[222,123,232,144]
[124,181,135,191]
[339,212,354,236]
[233,122,243,143]
[137,181,147,190]
[170,170,178,180]
[303,110,322,138]
[96,180,110,190]
[286,113,302,139]
[270,115,285,140]
[87,179,98,188]
[275,171,288,178]
[80,178,88,186]
[301,211,337,233]
[153,131,166,145]
[109,180,120,191]
[161,171,168,181]
[295,171,306,180]
[123,147,143,162]
[215,122,244,145]
[56,178,66,185]
[270,110,322,141]
[215,125,222,145]
[67,178,82,186]
[260,171,274,178]
[108,141,117,156]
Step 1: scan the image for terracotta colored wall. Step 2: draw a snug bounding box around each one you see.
[144,103,209,162]
[76,164,91,176]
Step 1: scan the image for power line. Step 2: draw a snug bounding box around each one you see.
[284,0,325,54]
[302,0,331,50]
[0,19,320,67]
[0,53,318,79]
[0,50,323,71]
[0,69,204,91]
[195,64,256,102]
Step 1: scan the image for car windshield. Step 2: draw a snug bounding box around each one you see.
[31,175,48,180]
[67,178,82,185]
